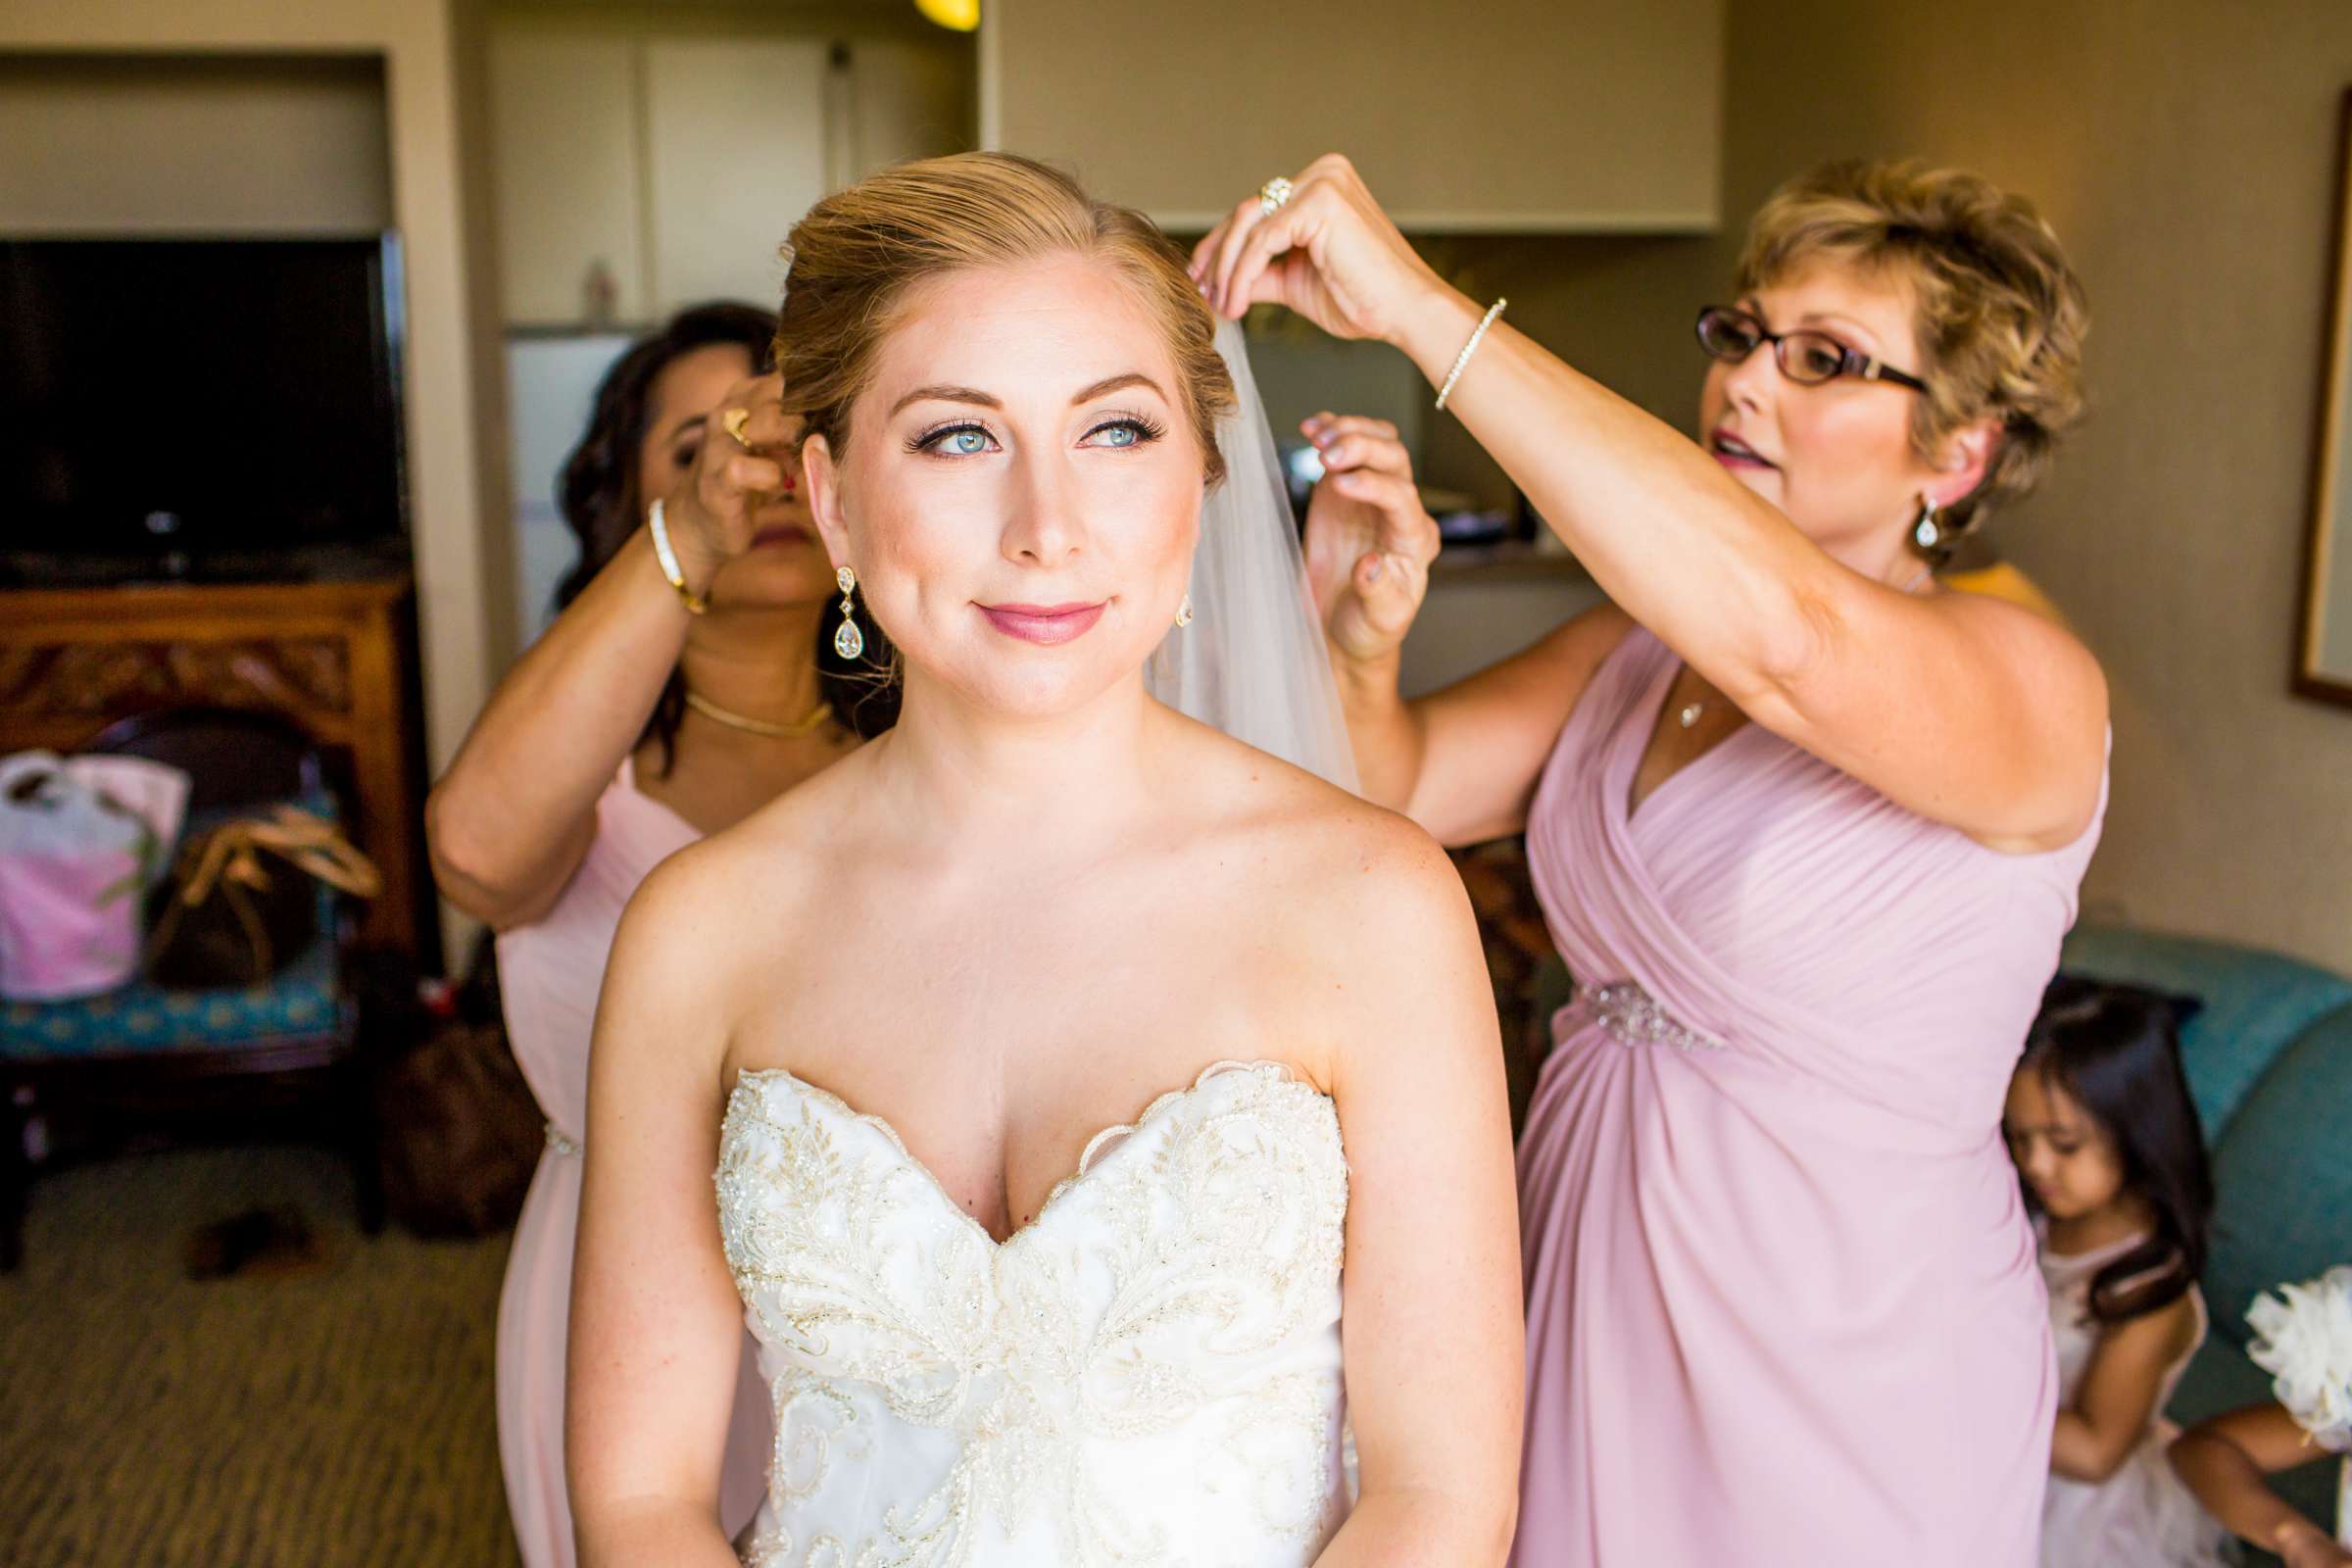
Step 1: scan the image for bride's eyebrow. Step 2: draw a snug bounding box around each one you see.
[1069,372,1164,405]
[887,373,1166,418]
[889,384,1000,416]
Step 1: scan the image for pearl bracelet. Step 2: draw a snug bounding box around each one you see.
[1435,296,1508,412]
[647,498,710,615]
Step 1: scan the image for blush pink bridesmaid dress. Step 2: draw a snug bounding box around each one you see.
[1510,628,2104,1567]
[494,756,772,1567]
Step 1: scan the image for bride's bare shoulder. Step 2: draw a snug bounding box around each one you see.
[612,746,875,990]
[1173,717,1478,955]
[1160,721,1494,1085]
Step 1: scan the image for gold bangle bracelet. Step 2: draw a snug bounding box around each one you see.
[647,498,710,615]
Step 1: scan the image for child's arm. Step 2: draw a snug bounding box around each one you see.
[2170,1405,2352,1568]
[2051,1294,2201,1483]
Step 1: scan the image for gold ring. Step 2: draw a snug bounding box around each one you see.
[1258,176,1295,216]
[721,407,753,446]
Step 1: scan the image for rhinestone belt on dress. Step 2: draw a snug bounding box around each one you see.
[544,1123,581,1157]
[1578,980,1724,1053]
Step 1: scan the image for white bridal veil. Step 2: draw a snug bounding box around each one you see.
[1145,318,1362,794]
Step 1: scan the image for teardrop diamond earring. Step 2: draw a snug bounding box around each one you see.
[833,566,864,661]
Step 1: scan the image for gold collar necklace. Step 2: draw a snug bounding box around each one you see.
[684,690,834,738]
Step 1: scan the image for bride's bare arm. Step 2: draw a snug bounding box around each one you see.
[566,857,748,1567]
[1313,822,1523,1565]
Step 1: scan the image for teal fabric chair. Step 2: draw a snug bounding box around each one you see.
[2061,921,2352,1543]
[0,709,382,1270]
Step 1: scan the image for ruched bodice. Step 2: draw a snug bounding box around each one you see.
[1524,628,2103,1152]
[714,1059,1351,1567]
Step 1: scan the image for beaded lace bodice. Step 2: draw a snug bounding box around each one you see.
[713,1059,1352,1567]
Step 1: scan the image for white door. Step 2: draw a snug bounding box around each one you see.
[644,39,829,317]
[487,32,647,325]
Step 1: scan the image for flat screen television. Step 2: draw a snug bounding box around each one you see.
[0,235,406,581]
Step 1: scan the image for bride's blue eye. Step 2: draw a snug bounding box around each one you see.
[1083,416,1163,450]
[911,422,997,457]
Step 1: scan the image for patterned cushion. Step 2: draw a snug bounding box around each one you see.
[0,927,348,1059]
[0,797,353,1061]
[2060,922,2352,1139]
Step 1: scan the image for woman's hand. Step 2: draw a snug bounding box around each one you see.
[1299,413,1440,665]
[1188,155,1450,344]
[661,371,797,591]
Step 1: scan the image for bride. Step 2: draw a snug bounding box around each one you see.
[565,151,1522,1567]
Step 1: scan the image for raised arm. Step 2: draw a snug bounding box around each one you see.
[426,376,793,928]
[1312,820,1523,1564]
[565,857,751,1567]
[1200,157,2107,853]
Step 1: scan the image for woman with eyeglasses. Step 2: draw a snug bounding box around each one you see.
[1192,157,2101,1566]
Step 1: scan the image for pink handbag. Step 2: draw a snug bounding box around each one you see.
[0,751,190,1002]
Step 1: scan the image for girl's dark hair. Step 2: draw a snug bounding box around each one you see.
[552,301,896,774]
[2020,976,2215,1325]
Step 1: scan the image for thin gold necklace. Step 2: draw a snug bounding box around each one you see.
[684,689,835,738]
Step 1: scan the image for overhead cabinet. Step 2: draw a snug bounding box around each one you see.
[982,0,1724,233]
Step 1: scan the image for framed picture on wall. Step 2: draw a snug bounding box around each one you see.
[2297,86,2352,708]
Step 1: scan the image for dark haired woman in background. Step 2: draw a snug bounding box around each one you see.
[2006,978,2225,1565]
[425,302,889,1568]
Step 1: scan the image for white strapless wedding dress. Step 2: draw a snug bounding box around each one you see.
[714,1058,1352,1567]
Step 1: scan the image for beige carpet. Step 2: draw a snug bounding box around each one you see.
[0,1145,522,1568]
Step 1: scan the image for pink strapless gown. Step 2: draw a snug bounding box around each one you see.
[1510,628,2104,1567]
[494,757,772,1568]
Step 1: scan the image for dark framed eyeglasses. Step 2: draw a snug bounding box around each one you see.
[1693,306,1928,392]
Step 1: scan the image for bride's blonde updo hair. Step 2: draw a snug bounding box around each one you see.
[773,152,1237,486]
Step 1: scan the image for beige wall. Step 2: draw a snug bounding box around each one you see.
[0,1,509,821]
[0,54,392,232]
[1452,0,2352,970]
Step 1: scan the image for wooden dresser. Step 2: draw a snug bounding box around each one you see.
[0,575,431,963]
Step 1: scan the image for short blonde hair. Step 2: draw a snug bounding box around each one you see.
[1738,159,2088,528]
[774,152,1235,485]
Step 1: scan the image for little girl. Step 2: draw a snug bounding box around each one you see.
[2005,977,2229,1566]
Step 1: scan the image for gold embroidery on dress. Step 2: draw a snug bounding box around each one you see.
[714,1061,1350,1567]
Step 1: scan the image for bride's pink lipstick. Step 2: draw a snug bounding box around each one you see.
[979,601,1106,645]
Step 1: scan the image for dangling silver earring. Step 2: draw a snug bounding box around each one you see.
[1912,495,1942,553]
[1174,592,1195,629]
[833,565,864,660]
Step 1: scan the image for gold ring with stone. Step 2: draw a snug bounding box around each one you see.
[1258,176,1295,216]
[721,407,753,446]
